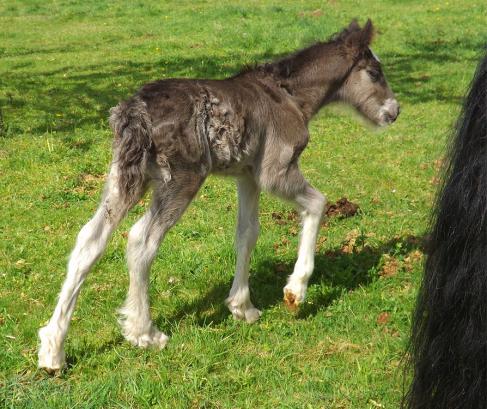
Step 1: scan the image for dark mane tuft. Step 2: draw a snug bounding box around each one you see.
[234,19,373,80]
[330,18,362,43]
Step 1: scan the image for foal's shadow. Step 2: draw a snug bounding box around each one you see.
[157,234,425,328]
[64,334,126,371]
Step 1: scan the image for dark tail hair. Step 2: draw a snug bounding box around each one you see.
[403,50,487,408]
[109,96,153,202]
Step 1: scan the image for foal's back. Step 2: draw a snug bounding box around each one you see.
[135,74,303,176]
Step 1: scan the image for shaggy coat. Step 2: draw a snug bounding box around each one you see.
[38,20,399,372]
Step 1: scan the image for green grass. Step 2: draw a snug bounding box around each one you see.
[1,1,486,407]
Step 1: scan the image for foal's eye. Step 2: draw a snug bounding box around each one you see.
[367,70,380,82]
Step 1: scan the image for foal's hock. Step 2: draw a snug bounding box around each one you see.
[38,19,399,372]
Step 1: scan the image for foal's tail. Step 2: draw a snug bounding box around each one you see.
[109,96,154,203]
[403,50,487,408]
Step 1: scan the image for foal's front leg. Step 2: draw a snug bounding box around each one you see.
[283,186,326,309]
[225,176,262,323]
[262,162,326,309]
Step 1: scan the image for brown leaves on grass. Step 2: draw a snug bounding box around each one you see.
[73,173,106,196]
[81,173,105,184]
[315,236,327,251]
[288,226,299,236]
[419,157,445,185]
[273,236,290,254]
[380,255,400,278]
[376,312,390,325]
[379,249,423,278]
[341,229,360,254]
[433,158,444,171]
[377,312,400,337]
[303,337,362,362]
[404,250,424,272]
[271,210,298,225]
[430,176,441,185]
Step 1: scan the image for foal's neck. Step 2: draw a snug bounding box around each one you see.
[272,42,352,121]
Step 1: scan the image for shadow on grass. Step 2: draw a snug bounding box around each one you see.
[158,234,425,328]
[2,33,484,136]
[1,51,274,136]
[64,334,126,371]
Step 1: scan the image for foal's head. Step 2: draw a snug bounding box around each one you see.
[337,20,400,127]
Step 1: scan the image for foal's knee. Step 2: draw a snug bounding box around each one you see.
[236,220,260,250]
[302,188,326,217]
[127,215,164,265]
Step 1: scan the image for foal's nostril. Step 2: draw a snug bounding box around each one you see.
[389,101,400,122]
[395,104,401,119]
[380,98,400,125]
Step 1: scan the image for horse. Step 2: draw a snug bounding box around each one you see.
[403,50,487,408]
[38,19,399,372]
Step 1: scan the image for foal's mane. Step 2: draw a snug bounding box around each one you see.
[234,19,373,80]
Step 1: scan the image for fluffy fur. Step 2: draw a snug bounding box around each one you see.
[38,20,400,372]
[403,49,487,409]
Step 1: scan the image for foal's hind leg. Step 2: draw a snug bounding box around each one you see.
[225,175,261,323]
[118,205,168,349]
[38,164,140,371]
[119,170,205,348]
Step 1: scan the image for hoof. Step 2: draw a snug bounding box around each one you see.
[283,289,300,311]
[123,326,169,349]
[38,326,66,373]
[243,307,262,323]
[225,296,261,324]
[283,280,307,311]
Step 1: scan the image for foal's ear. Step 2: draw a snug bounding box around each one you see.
[347,19,361,32]
[361,19,374,47]
[344,18,374,56]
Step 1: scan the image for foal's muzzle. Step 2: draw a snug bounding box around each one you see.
[379,98,400,125]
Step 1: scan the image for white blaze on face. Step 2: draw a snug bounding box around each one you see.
[369,47,381,63]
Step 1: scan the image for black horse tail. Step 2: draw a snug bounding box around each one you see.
[403,49,487,408]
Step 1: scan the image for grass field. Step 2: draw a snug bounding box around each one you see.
[1,1,486,408]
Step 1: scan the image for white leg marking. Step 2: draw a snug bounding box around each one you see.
[118,208,168,349]
[284,189,326,309]
[38,165,130,371]
[225,177,261,323]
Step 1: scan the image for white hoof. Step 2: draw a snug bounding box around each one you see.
[283,281,307,310]
[38,326,65,373]
[123,325,169,349]
[225,296,261,324]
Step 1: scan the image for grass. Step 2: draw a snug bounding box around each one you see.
[1,0,486,407]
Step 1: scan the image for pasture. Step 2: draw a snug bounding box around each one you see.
[1,1,485,407]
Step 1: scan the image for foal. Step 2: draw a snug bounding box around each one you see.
[39,19,399,371]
